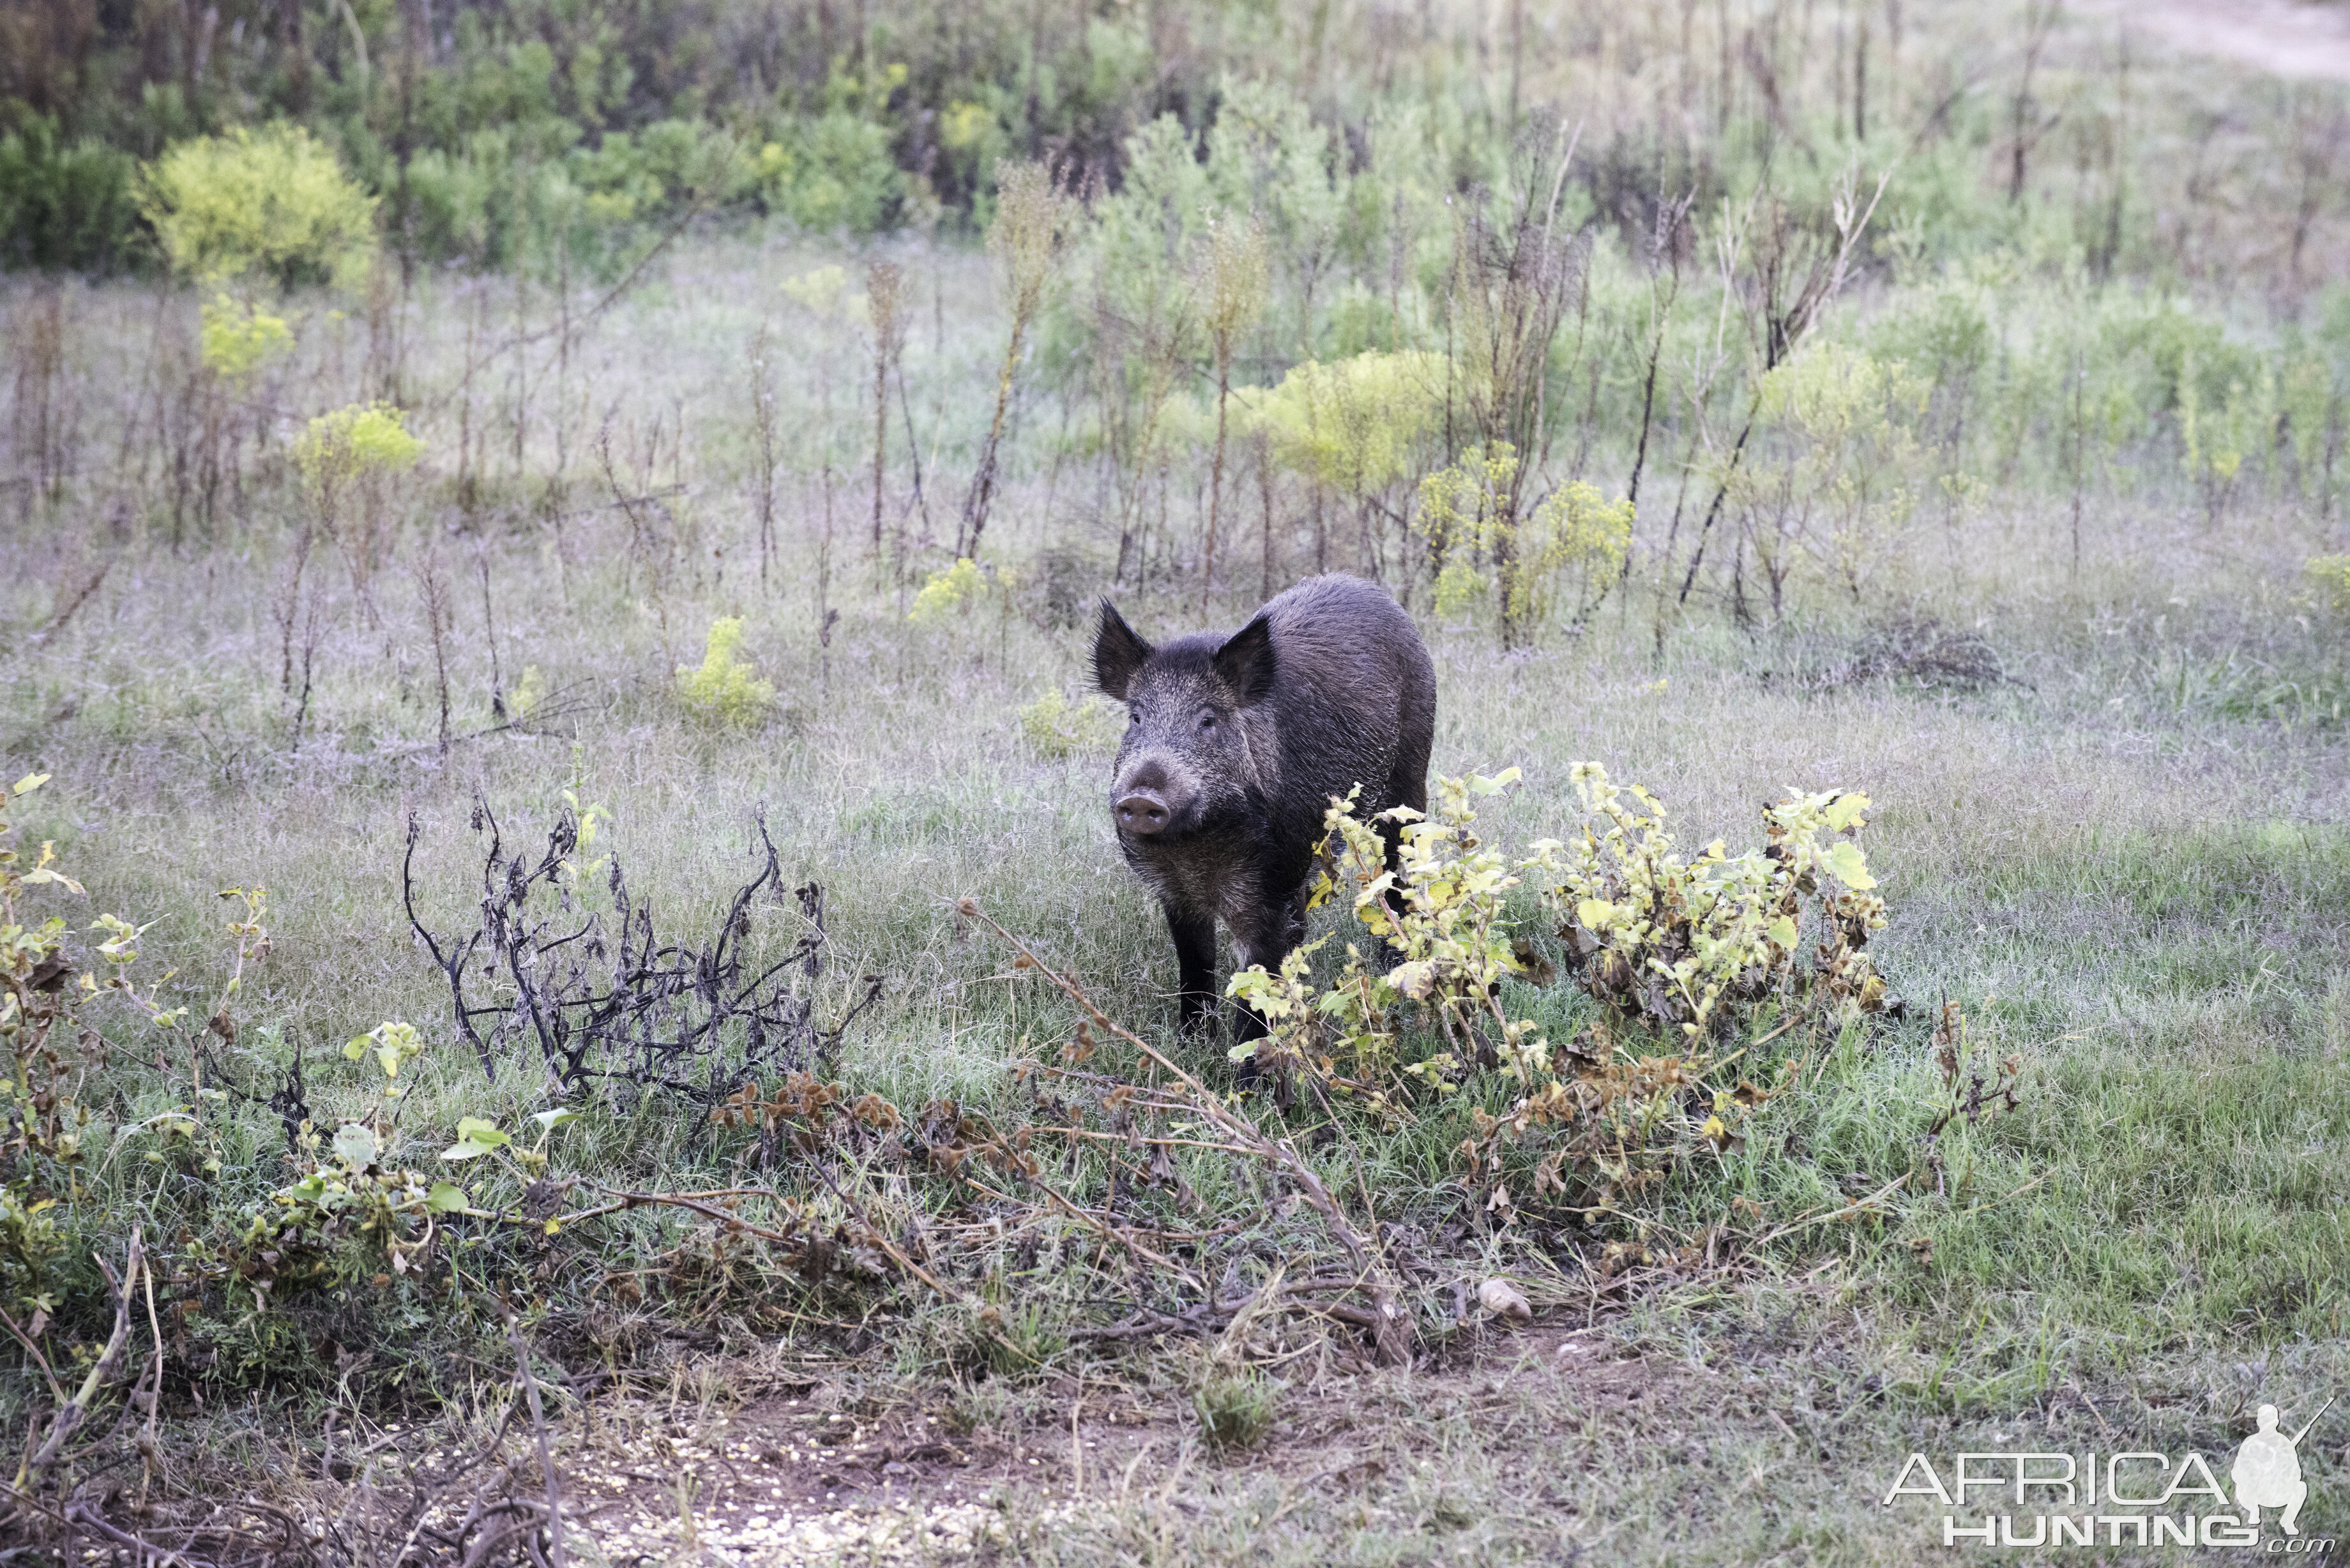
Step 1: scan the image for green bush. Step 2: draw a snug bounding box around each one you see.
[1017,688,1121,759]
[752,110,903,234]
[0,117,140,273]
[198,295,294,385]
[909,558,989,624]
[676,616,777,725]
[138,122,378,289]
[292,402,423,491]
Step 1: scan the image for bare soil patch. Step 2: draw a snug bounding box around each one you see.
[571,1323,1683,1565]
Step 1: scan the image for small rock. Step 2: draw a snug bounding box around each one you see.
[1477,1278,1532,1325]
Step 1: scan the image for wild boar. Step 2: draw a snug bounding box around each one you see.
[1092,574,1436,1053]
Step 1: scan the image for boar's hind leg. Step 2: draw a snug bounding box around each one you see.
[1169,909,1219,1038]
[1368,717,1433,971]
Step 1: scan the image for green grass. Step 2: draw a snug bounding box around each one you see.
[8,488,2347,1556]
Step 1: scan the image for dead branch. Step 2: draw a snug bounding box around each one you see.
[27,1228,142,1476]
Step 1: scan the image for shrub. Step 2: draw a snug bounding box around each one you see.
[1230,767,1820,1222]
[0,773,99,1219]
[780,262,851,316]
[1231,771,1543,1099]
[1416,444,1634,633]
[0,773,221,1336]
[0,117,140,273]
[909,557,988,624]
[292,402,423,618]
[247,1021,478,1292]
[1546,763,1890,1038]
[752,110,903,234]
[676,615,776,725]
[1245,351,1444,501]
[197,294,294,386]
[2306,555,2350,621]
[2178,347,2268,525]
[1017,688,1121,760]
[1230,764,1887,1217]
[292,402,423,485]
[1736,340,1925,611]
[137,123,378,289]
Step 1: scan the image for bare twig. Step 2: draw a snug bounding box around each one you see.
[502,1311,568,1568]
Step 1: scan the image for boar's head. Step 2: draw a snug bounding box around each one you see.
[1091,600,1275,841]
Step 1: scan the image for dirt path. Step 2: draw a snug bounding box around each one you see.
[2075,0,2350,83]
[567,1323,1703,1565]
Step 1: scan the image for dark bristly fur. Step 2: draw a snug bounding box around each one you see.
[1093,575,1436,1054]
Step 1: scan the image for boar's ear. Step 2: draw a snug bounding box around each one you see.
[1213,613,1277,706]
[1093,600,1152,700]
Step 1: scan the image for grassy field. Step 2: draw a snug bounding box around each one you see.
[4,0,2350,1561]
[7,259,2349,1558]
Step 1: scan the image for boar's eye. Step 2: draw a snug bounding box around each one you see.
[1197,710,1218,732]
[1128,707,1141,726]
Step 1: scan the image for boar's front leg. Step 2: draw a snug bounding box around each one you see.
[1228,887,1309,1046]
[1168,908,1219,1039]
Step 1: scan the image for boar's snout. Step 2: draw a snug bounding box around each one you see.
[1112,758,1189,838]
[1115,788,1171,836]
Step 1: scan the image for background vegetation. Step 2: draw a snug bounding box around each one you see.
[3,0,2349,1560]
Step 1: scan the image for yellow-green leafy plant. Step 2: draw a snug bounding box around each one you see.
[1531,482,1636,624]
[780,264,849,316]
[1234,766,1889,1076]
[2277,349,2341,509]
[1229,771,1548,1100]
[1416,444,1634,634]
[0,774,225,1321]
[2179,347,2268,527]
[1734,341,1925,614]
[138,122,378,290]
[939,100,994,161]
[676,616,776,725]
[509,664,549,724]
[1416,442,1515,621]
[188,294,296,539]
[1250,351,1444,500]
[248,1027,583,1297]
[1244,350,1443,585]
[292,401,424,621]
[293,401,424,481]
[909,557,987,624]
[1542,763,1888,1038]
[2303,555,2350,620]
[198,294,293,386]
[1017,688,1121,760]
[1227,769,1790,1224]
[558,750,614,894]
[0,775,215,1185]
[0,772,96,1186]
